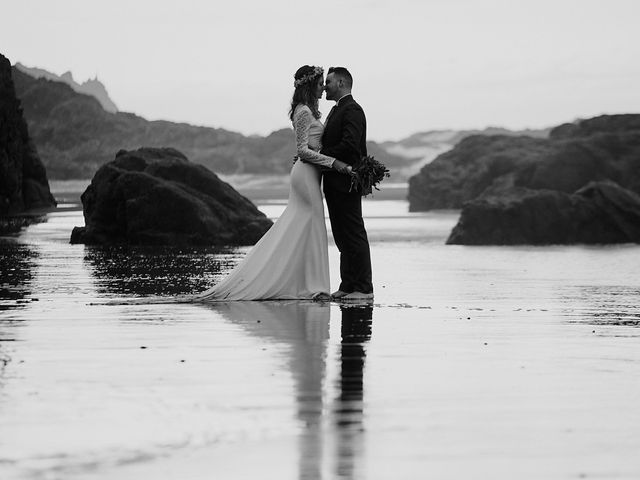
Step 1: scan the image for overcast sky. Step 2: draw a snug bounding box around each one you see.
[3,0,640,141]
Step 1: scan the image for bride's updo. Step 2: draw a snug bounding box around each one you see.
[289,65,323,121]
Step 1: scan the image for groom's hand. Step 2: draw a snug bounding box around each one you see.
[333,160,352,175]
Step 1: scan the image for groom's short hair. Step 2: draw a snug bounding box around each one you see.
[328,67,353,88]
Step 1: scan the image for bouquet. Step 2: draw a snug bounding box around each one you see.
[349,155,390,197]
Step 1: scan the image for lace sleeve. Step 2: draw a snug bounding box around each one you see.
[293,106,335,168]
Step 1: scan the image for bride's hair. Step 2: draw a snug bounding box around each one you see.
[289,65,323,121]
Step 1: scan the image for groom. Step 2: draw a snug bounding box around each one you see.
[321,67,373,300]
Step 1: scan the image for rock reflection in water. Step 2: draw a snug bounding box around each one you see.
[84,245,245,297]
[562,285,640,328]
[0,239,38,311]
[0,239,37,378]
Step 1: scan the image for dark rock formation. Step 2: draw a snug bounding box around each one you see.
[0,54,56,215]
[515,120,640,195]
[550,114,640,139]
[408,115,640,211]
[408,135,552,211]
[380,127,550,181]
[70,148,273,246]
[447,181,640,245]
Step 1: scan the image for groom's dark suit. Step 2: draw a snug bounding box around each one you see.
[321,94,373,294]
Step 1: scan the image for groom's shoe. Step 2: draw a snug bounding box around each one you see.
[341,291,374,301]
[331,290,349,299]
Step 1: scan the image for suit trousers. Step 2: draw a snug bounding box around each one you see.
[324,187,373,294]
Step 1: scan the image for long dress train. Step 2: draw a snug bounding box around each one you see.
[193,104,335,301]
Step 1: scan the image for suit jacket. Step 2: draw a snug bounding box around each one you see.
[321,95,368,193]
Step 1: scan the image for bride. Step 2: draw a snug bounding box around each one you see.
[192,65,352,301]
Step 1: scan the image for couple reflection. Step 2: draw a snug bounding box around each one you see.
[208,300,372,480]
[334,303,372,480]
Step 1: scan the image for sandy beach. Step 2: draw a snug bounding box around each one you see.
[1,193,640,479]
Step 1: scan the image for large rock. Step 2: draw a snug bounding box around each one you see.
[408,135,552,211]
[70,148,273,246]
[0,54,56,215]
[515,122,640,195]
[550,114,640,139]
[408,115,640,211]
[380,127,550,182]
[446,181,640,245]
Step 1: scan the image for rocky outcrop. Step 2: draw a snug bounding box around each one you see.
[515,118,640,195]
[408,115,640,211]
[446,181,640,245]
[0,54,56,215]
[70,148,273,246]
[382,127,550,181]
[408,134,552,211]
[550,114,640,139]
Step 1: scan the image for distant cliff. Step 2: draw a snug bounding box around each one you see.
[12,67,408,180]
[408,114,640,211]
[0,54,56,215]
[15,63,118,113]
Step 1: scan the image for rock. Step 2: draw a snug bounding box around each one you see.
[408,135,551,211]
[0,54,56,215]
[446,181,640,245]
[379,127,550,183]
[515,128,640,195]
[408,115,640,211]
[70,147,273,246]
[550,114,640,139]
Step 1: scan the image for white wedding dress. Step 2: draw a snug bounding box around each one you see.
[193,104,335,301]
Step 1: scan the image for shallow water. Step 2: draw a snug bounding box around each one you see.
[1,202,640,479]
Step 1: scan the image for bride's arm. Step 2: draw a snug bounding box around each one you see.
[293,107,336,168]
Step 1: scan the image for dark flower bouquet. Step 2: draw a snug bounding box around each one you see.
[349,155,390,196]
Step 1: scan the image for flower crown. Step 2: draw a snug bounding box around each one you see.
[294,66,324,88]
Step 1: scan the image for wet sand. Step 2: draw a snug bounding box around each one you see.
[1,203,640,479]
